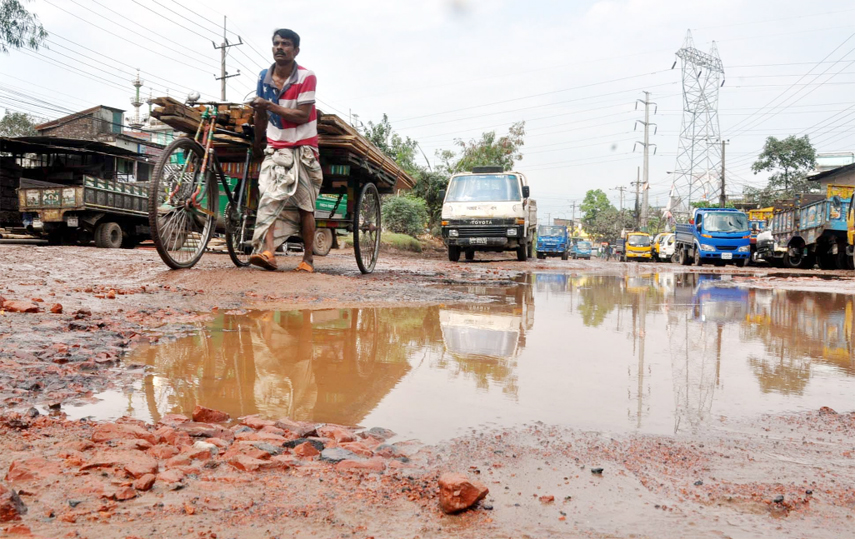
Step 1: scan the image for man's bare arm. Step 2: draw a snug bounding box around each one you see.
[251,98,312,125]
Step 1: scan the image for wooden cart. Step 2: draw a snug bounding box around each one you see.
[150,98,415,273]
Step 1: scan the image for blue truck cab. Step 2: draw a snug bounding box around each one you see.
[536,225,569,260]
[674,208,751,267]
[570,240,592,260]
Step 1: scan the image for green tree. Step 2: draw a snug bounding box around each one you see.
[0,110,40,136]
[750,135,817,202]
[361,114,421,177]
[580,189,613,231]
[1,0,47,53]
[585,207,634,243]
[440,121,525,173]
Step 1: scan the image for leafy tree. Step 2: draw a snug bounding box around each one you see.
[585,207,635,243]
[0,110,40,136]
[381,195,428,237]
[361,114,421,177]
[410,169,447,228]
[750,135,817,202]
[1,0,47,53]
[580,189,613,231]
[439,121,525,173]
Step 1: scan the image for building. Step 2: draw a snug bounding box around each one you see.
[808,162,855,194]
[34,105,168,181]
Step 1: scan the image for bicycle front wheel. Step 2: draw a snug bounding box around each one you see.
[148,137,218,269]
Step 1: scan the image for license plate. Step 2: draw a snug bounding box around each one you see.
[470,238,488,245]
[721,252,732,260]
[33,218,43,229]
[66,216,79,227]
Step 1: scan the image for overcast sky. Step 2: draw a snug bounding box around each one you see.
[3,0,855,218]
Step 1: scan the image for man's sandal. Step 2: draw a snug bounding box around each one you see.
[249,250,278,271]
[294,261,314,273]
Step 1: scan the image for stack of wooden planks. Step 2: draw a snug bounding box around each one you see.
[150,97,415,189]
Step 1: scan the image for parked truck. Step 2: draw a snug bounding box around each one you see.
[569,239,592,260]
[673,207,750,267]
[18,176,150,248]
[536,225,569,260]
[618,231,653,262]
[758,190,851,269]
[440,166,537,262]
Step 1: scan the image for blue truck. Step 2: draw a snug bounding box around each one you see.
[673,208,751,267]
[536,225,569,260]
[569,239,592,259]
[756,194,851,269]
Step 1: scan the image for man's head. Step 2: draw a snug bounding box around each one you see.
[272,29,300,65]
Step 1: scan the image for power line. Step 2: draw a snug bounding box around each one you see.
[40,0,217,76]
[396,70,672,124]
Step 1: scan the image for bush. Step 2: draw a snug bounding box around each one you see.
[382,195,428,237]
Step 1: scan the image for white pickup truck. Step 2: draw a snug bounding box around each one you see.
[439,166,537,262]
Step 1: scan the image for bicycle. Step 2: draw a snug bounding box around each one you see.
[148,101,258,269]
[148,99,386,273]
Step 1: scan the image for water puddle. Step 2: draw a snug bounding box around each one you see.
[70,272,855,443]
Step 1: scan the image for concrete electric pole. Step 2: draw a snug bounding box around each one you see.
[719,139,729,208]
[213,16,243,100]
[634,91,657,231]
[611,186,627,212]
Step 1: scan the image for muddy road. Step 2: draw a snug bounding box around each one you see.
[1,244,854,538]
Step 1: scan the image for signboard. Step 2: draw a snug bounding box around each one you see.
[827,184,854,200]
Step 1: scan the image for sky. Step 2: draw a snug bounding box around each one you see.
[2,0,855,220]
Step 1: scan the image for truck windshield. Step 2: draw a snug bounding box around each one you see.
[577,241,591,249]
[446,174,521,202]
[628,235,650,246]
[538,226,564,237]
[704,213,749,233]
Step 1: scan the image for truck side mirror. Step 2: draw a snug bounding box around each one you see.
[439,190,446,202]
[522,186,530,198]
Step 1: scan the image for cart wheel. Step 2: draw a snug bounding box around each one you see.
[148,137,218,269]
[313,228,333,256]
[353,182,381,274]
[225,201,255,267]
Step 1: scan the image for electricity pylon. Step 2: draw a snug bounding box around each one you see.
[666,30,725,225]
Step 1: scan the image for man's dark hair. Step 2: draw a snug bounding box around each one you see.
[272,29,300,48]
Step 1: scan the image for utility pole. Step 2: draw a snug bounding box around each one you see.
[213,16,242,100]
[634,91,657,231]
[569,201,577,227]
[719,139,729,208]
[632,167,641,228]
[611,186,627,212]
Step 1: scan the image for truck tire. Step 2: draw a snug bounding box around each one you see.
[784,246,803,269]
[562,251,569,261]
[465,249,475,261]
[95,221,123,249]
[448,245,461,262]
[517,243,528,261]
[734,259,746,268]
[312,228,333,256]
[693,247,704,266]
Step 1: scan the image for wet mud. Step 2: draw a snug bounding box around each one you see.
[1,244,854,538]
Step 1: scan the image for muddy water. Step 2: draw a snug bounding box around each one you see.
[71,272,855,443]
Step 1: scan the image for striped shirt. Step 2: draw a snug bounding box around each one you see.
[257,63,318,151]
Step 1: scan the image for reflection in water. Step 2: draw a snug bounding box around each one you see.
[118,272,855,442]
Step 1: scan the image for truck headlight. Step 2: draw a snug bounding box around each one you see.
[737,245,750,252]
[449,229,458,237]
[507,228,518,236]
[700,244,715,252]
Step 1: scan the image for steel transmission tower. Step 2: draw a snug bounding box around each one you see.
[666,30,725,224]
